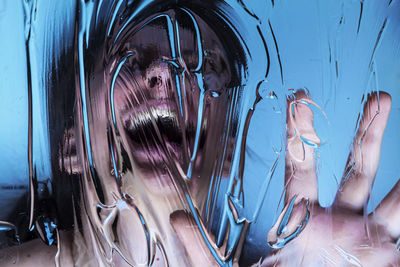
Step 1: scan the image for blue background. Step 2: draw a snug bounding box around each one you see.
[0,0,399,260]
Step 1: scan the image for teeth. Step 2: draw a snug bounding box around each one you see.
[125,106,179,132]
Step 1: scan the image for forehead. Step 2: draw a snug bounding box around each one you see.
[121,9,229,72]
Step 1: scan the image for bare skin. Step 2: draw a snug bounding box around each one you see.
[157,90,400,267]
[0,231,73,267]
[1,90,397,266]
[264,90,400,267]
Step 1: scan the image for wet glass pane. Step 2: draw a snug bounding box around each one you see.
[0,0,399,266]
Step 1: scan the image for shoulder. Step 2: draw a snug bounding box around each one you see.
[0,231,73,267]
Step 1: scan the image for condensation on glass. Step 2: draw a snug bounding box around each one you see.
[0,0,399,266]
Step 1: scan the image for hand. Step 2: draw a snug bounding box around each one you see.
[264,90,400,267]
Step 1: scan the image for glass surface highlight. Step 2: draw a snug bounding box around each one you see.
[0,0,399,266]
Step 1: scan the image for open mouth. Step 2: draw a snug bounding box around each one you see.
[122,100,185,169]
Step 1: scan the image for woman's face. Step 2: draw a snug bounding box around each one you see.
[112,10,234,196]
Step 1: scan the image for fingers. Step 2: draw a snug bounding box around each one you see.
[285,89,320,205]
[267,196,310,249]
[372,179,400,239]
[170,210,219,267]
[335,91,391,211]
